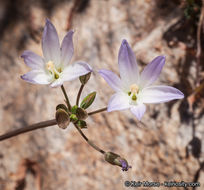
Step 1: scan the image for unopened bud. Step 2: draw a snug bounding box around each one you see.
[79,72,91,85]
[56,104,68,112]
[70,114,78,122]
[76,107,88,120]
[55,108,70,129]
[76,120,87,129]
[104,152,131,171]
[104,152,120,165]
[71,105,78,114]
[80,92,96,109]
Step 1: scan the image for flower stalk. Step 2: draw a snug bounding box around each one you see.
[0,106,109,142]
[76,84,84,106]
[0,119,57,141]
[74,123,105,154]
[88,107,107,115]
[61,85,72,111]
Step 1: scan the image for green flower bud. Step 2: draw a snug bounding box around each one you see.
[55,108,70,129]
[79,72,91,85]
[70,114,78,122]
[71,105,78,114]
[76,107,88,120]
[80,92,96,109]
[76,120,87,129]
[56,104,68,112]
[104,152,131,171]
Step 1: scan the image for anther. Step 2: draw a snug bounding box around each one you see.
[132,94,137,101]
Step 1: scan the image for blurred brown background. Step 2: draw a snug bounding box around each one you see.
[0,0,204,189]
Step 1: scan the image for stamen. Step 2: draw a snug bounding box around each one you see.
[54,73,59,79]
[132,94,137,101]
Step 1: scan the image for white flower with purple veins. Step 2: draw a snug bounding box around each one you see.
[99,40,184,121]
[21,19,92,87]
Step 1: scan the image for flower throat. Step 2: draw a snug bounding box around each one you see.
[46,61,62,79]
[128,84,139,101]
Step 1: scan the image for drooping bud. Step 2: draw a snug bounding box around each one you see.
[104,152,120,165]
[80,92,96,109]
[76,107,88,120]
[104,152,131,171]
[55,108,70,129]
[79,72,91,85]
[119,159,132,171]
[56,104,68,112]
[76,120,87,129]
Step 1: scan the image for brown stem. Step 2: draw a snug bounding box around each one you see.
[61,85,72,111]
[88,107,107,116]
[0,118,106,155]
[76,84,84,106]
[0,119,57,141]
[74,123,105,154]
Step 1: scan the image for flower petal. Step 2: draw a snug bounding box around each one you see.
[21,70,51,85]
[118,39,139,86]
[42,19,60,65]
[107,92,130,112]
[61,30,74,66]
[98,69,122,92]
[141,85,184,103]
[140,56,165,88]
[50,78,63,88]
[130,104,146,121]
[21,51,44,70]
[62,61,92,82]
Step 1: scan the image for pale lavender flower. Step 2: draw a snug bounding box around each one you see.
[21,19,92,87]
[99,40,184,121]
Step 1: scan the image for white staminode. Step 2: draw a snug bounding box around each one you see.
[46,61,55,71]
[129,84,139,94]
